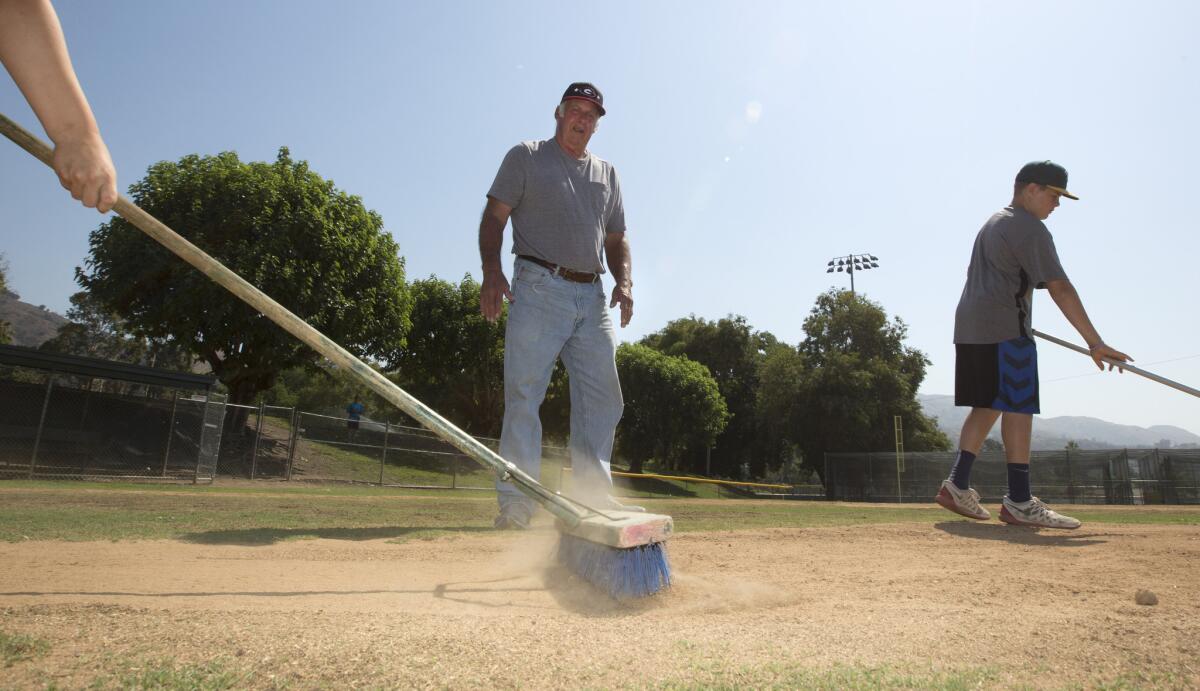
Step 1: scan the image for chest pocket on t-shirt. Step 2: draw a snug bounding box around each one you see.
[583,180,610,220]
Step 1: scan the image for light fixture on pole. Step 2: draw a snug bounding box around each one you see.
[825,253,880,295]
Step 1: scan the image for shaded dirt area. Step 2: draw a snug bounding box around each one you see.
[1,517,1199,689]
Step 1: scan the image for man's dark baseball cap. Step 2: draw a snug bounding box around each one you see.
[1016,160,1079,200]
[561,82,605,116]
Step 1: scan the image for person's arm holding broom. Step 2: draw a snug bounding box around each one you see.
[0,0,116,212]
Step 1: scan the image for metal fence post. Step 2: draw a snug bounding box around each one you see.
[249,400,265,479]
[160,390,179,477]
[823,452,830,500]
[1065,448,1074,503]
[285,409,300,480]
[379,421,390,486]
[28,374,55,479]
[1118,448,1128,501]
[195,393,225,484]
[451,453,458,489]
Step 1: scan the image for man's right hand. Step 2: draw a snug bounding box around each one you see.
[480,269,513,322]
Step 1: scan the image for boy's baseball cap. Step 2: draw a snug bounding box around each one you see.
[561,82,605,116]
[1016,160,1079,200]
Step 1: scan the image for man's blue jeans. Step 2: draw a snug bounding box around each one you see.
[496,257,624,513]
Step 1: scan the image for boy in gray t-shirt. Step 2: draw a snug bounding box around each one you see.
[936,161,1130,529]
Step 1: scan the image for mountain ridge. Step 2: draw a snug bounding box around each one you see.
[918,393,1200,449]
[0,290,67,347]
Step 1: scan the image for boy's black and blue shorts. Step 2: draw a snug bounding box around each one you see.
[954,336,1039,413]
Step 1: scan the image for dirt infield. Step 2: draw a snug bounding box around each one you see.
[2,514,1198,689]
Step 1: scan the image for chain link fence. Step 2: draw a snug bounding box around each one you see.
[0,363,223,482]
[825,449,1200,505]
[200,402,571,491]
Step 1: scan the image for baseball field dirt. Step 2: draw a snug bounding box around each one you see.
[1,501,1198,689]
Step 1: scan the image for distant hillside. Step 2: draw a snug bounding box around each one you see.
[0,290,67,347]
[918,394,1200,450]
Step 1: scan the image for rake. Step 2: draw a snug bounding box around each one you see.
[0,112,672,599]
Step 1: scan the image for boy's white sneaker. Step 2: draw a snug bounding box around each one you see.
[1000,496,1081,529]
[935,479,990,520]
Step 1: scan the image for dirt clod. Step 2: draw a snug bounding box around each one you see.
[1135,589,1159,606]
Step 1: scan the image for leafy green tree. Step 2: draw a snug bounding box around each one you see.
[640,315,776,477]
[755,342,809,469]
[263,363,391,420]
[390,275,506,435]
[794,290,950,481]
[77,148,411,406]
[980,437,1004,453]
[615,343,728,474]
[0,255,11,345]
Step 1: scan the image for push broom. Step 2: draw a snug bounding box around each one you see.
[1033,329,1200,399]
[0,113,672,599]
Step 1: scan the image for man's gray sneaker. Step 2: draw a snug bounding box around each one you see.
[493,503,532,530]
[935,479,990,520]
[1000,496,1081,529]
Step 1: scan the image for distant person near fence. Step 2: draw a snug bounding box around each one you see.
[345,398,364,442]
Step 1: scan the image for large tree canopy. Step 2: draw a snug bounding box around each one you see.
[0,256,11,345]
[390,275,506,435]
[640,315,776,477]
[40,290,192,371]
[77,148,411,405]
[792,290,950,480]
[615,343,728,474]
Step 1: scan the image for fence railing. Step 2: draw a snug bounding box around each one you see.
[207,404,573,491]
[10,359,1196,506]
[825,449,1200,505]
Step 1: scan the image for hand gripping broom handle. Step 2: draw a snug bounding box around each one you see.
[1032,329,1200,399]
[0,112,588,527]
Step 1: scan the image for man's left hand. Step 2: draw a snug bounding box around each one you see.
[610,283,633,328]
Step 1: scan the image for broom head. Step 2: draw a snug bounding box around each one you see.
[557,511,673,599]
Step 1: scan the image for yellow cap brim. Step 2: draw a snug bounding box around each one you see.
[1046,185,1079,200]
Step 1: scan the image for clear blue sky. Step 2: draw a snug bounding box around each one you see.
[2,1,1198,434]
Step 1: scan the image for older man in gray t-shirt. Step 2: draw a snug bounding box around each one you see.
[477,82,637,529]
[936,161,1130,531]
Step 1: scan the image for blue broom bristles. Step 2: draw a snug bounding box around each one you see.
[557,532,671,599]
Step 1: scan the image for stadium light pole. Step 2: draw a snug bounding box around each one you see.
[825,253,880,296]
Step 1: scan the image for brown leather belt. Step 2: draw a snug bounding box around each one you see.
[517,255,599,283]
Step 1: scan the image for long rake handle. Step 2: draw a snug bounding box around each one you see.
[1033,329,1200,399]
[0,112,587,526]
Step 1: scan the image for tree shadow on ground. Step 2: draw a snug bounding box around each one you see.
[935,521,1110,546]
[178,525,493,546]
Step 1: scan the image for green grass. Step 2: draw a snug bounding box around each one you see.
[0,482,499,543]
[651,662,1192,690]
[290,437,499,488]
[86,658,248,691]
[0,630,50,667]
[1,479,1198,543]
[652,662,1001,690]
